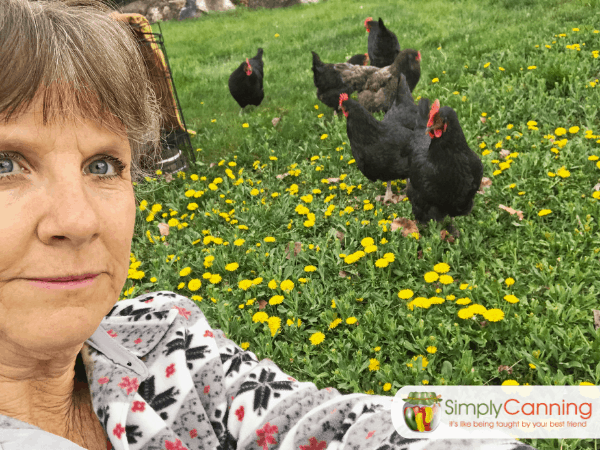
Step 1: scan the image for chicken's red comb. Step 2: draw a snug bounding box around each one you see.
[427,99,440,128]
[339,93,349,106]
[416,51,421,62]
[364,17,373,29]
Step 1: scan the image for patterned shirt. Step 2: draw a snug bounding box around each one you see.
[0,291,536,450]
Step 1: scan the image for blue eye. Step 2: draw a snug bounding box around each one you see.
[0,152,127,182]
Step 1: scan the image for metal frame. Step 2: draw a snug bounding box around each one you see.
[142,21,196,174]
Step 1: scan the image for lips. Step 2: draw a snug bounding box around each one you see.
[30,273,99,282]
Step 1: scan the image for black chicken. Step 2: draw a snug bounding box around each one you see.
[384,72,420,130]
[346,53,370,65]
[311,51,354,113]
[228,48,264,113]
[339,86,430,204]
[365,17,400,68]
[407,100,484,234]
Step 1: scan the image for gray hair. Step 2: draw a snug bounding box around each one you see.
[0,0,164,183]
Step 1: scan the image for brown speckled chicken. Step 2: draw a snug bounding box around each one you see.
[333,48,421,113]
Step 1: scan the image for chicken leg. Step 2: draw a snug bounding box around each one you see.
[383,181,393,204]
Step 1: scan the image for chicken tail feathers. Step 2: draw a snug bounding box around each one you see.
[311,51,323,69]
[416,97,430,129]
[255,48,264,61]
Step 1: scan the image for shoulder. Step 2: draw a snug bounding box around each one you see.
[106,290,205,323]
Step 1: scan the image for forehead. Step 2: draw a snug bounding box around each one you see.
[0,92,130,154]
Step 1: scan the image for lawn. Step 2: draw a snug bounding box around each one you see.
[123,0,600,448]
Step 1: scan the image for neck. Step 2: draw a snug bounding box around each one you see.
[0,342,86,437]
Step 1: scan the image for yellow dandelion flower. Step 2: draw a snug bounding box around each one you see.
[361,237,375,247]
[252,311,269,323]
[426,346,437,354]
[504,294,519,304]
[269,295,284,305]
[346,317,357,325]
[505,277,515,286]
[424,271,439,283]
[468,304,487,315]
[538,209,552,217]
[329,318,342,329]
[375,258,390,268]
[369,358,380,371]
[433,262,450,273]
[458,308,475,319]
[569,126,580,134]
[555,127,567,136]
[179,267,192,277]
[309,332,325,345]
[209,274,222,284]
[304,265,317,272]
[439,274,454,285]
[239,279,253,290]
[280,280,294,291]
[456,298,471,305]
[242,123,249,128]
[398,289,414,299]
[320,134,328,140]
[483,308,505,322]
[188,279,202,291]
[383,383,392,391]
[225,262,239,271]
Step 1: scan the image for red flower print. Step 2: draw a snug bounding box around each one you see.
[235,406,244,421]
[203,330,214,338]
[203,385,210,394]
[134,338,142,344]
[98,377,110,385]
[112,423,125,439]
[189,429,198,439]
[165,438,189,450]
[118,376,140,394]
[131,401,146,412]
[287,377,296,382]
[144,298,154,303]
[255,422,278,450]
[366,430,375,439]
[330,408,337,414]
[107,329,117,338]
[299,437,327,450]
[166,363,176,378]
[172,305,191,320]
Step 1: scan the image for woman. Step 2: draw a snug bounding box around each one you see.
[0,1,537,449]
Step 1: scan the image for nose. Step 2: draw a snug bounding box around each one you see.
[37,173,101,246]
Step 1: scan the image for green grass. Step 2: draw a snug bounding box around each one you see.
[123,1,600,448]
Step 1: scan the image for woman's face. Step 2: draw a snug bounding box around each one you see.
[0,95,136,360]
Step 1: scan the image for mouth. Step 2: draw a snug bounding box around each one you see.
[27,273,100,289]
[29,273,100,282]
